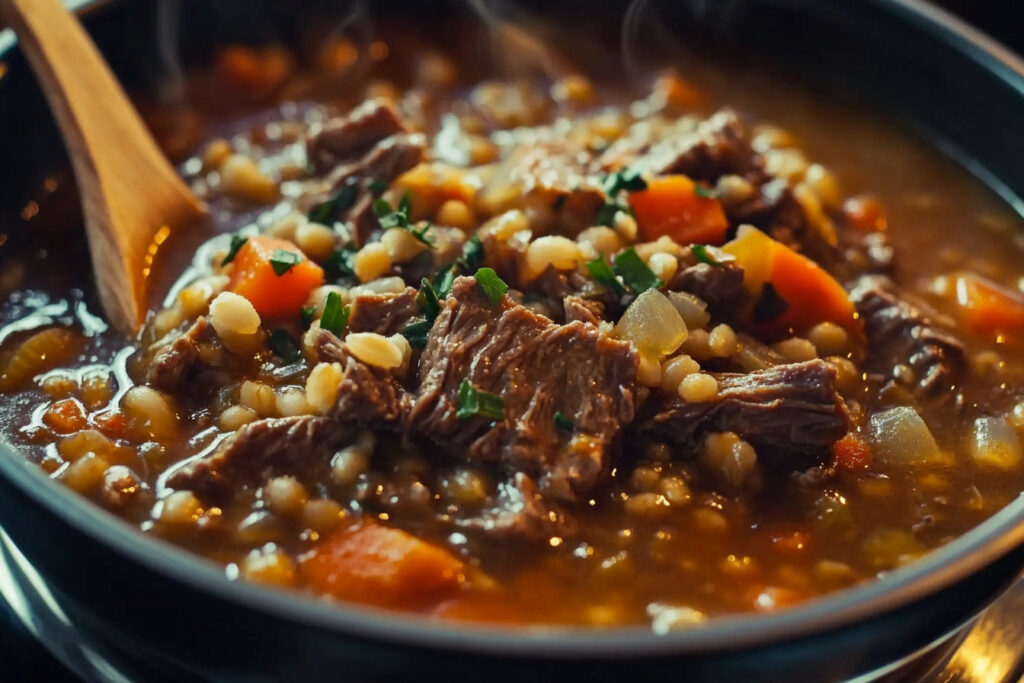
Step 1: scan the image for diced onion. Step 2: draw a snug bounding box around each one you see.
[613,289,688,358]
[868,406,942,466]
[970,416,1023,471]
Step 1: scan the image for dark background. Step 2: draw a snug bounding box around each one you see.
[0,1,1020,681]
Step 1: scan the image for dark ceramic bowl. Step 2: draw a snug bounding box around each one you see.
[3,1,1024,681]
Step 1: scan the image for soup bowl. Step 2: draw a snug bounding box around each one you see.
[2,1,1024,680]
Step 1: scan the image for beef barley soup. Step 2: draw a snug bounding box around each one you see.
[3,30,1024,629]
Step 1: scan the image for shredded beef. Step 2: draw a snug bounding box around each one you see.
[304,100,426,245]
[347,287,420,336]
[307,99,409,173]
[167,329,403,498]
[849,275,966,401]
[598,109,757,180]
[639,359,849,472]
[563,296,604,326]
[478,138,605,234]
[146,317,213,392]
[671,260,747,318]
[407,276,638,502]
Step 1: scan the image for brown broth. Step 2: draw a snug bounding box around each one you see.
[3,41,1024,628]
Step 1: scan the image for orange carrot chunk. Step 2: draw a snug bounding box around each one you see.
[300,522,465,608]
[228,235,324,319]
[629,175,729,245]
[833,433,872,471]
[954,273,1024,335]
[761,237,858,336]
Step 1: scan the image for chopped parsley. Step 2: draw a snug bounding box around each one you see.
[602,168,647,196]
[373,191,434,249]
[269,249,301,276]
[368,178,390,194]
[693,184,718,199]
[585,255,627,296]
[269,329,301,362]
[300,305,316,329]
[401,318,432,348]
[474,267,508,304]
[320,291,351,336]
[692,244,722,267]
[456,379,504,420]
[554,411,573,431]
[416,278,442,321]
[613,247,662,294]
[324,246,357,279]
[221,234,248,266]
[458,235,485,272]
[433,265,456,297]
[752,282,790,324]
[307,184,358,224]
[595,201,630,227]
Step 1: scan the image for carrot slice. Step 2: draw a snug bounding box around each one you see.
[300,522,465,608]
[764,240,858,335]
[629,175,729,245]
[954,273,1024,335]
[833,433,872,471]
[723,226,858,335]
[228,235,324,319]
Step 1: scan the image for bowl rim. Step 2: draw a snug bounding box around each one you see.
[3,0,1024,659]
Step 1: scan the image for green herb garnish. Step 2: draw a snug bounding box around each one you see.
[300,306,316,329]
[474,267,508,304]
[269,249,301,276]
[270,329,301,362]
[602,168,647,196]
[554,411,573,431]
[752,282,790,324]
[585,255,627,296]
[320,291,351,336]
[613,247,662,294]
[433,265,456,297]
[368,178,389,194]
[416,278,442,321]
[307,184,358,224]
[595,201,630,227]
[402,318,432,348]
[324,246,357,279]
[456,379,504,420]
[374,191,434,248]
[693,184,718,199]
[458,235,485,272]
[692,244,722,267]
[221,234,248,266]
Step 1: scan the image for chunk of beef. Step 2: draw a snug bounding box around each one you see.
[407,277,638,502]
[458,473,578,541]
[166,329,403,499]
[670,259,747,318]
[478,138,605,234]
[303,100,426,245]
[146,317,213,392]
[307,99,408,173]
[849,275,966,401]
[347,287,419,336]
[598,109,758,180]
[639,359,849,472]
[563,296,604,326]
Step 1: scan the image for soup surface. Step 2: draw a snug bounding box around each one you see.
[3,27,1024,629]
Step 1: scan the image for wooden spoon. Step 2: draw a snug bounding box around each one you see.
[0,0,206,335]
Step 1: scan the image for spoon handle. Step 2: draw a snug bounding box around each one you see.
[0,0,204,334]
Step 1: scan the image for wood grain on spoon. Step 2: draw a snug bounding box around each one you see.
[0,0,206,334]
